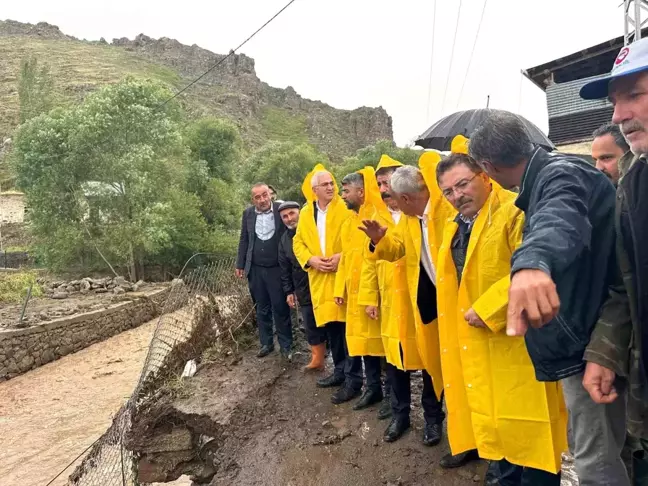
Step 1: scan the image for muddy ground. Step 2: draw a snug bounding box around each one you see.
[133,337,490,486]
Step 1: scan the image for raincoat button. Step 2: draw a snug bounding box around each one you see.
[446,384,450,388]
[463,346,467,350]
[443,348,447,353]
[440,313,444,317]
[467,384,472,388]
[460,308,465,312]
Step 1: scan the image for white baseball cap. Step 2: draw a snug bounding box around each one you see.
[580,37,648,100]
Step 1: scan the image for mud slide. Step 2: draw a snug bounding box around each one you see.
[127,341,492,486]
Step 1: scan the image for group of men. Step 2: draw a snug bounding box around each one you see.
[235,36,648,485]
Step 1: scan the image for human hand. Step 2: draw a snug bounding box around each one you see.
[287,294,296,309]
[507,269,560,336]
[359,220,388,245]
[464,308,487,329]
[334,297,345,306]
[235,268,244,278]
[583,361,618,404]
[308,256,335,272]
[365,305,379,320]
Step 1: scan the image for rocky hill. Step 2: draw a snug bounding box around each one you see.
[0,20,393,161]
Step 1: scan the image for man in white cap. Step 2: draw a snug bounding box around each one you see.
[580,36,648,484]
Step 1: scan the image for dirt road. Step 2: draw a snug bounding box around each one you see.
[0,318,157,486]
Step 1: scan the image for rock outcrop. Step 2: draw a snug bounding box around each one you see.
[0,20,393,159]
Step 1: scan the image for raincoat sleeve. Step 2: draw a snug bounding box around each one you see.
[293,213,313,270]
[472,207,525,333]
[358,257,379,307]
[333,252,347,300]
[368,226,405,262]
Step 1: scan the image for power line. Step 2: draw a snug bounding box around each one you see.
[425,0,438,123]
[160,0,299,107]
[441,0,464,114]
[456,0,489,109]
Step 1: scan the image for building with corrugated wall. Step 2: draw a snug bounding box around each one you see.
[524,30,646,157]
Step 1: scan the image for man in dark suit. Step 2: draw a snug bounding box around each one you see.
[236,183,293,359]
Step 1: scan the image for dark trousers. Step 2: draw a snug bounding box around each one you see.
[299,304,327,345]
[387,363,445,425]
[326,321,362,390]
[490,459,561,486]
[248,265,293,351]
[363,356,383,392]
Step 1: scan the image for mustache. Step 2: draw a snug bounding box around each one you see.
[456,196,472,207]
[380,192,392,200]
[621,120,645,136]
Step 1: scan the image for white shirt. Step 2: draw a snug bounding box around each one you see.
[254,209,275,241]
[316,201,328,256]
[417,199,436,285]
[389,207,402,225]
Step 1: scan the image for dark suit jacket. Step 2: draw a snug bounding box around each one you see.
[236,202,284,276]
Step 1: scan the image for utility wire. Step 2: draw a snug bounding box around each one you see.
[441,0,464,114]
[425,0,438,123]
[160,0,299,106]
[456,0,489,109]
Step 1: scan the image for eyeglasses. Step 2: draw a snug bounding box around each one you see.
[317,181,335,189]
[441,173,479,199]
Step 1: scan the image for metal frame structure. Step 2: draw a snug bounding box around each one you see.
[625,0,648,45]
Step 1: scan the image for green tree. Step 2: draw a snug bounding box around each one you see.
[244,141,328,203]
[12,77,207,277]
[184,117,241,182]
[18,56,55,123]
[201,178,244,228]
[335,139,422,179]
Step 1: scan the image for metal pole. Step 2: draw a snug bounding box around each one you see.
[486,95,490,109]
[18,284,33,328]
[636,0,643,41]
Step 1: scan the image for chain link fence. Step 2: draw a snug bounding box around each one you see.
[62,256,253,486]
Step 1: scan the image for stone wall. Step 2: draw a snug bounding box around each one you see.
[0,192,25,223]
[0,288,168,380]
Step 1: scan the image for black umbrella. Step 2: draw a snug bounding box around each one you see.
[415,109,555,152]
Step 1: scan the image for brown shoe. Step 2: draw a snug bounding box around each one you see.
[304,343,325,372]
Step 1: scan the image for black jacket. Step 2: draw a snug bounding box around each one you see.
[278,228,311,306]
[511,147,617,382]
[235,202,284,276]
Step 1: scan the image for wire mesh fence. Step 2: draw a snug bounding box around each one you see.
[64,256,253,486]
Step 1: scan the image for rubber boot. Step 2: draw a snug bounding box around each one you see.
[633,449,648,486]
[304,343,325,372]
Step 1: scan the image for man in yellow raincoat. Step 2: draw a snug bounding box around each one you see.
[435,152,567,484]
[333,168,387,408]
[293,165,363,401]
[358,155,446,444]
[359,162,453,452]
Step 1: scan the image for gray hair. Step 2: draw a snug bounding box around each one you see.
[469,111,535,168]
[390,165,426,194]
[592,123,630,153]
[311,170,332,188]
[341,172,364,188]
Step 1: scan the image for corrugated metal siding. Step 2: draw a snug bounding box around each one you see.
[548,107,614,145]
[546,74,612,117]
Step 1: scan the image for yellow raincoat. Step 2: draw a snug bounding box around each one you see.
[293,164,351,327]
[436,184,567,473]
[334,166,385,357]
[358,155,424,370]
[367,152,456,399]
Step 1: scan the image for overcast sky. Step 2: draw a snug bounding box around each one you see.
[4,0,627,145]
